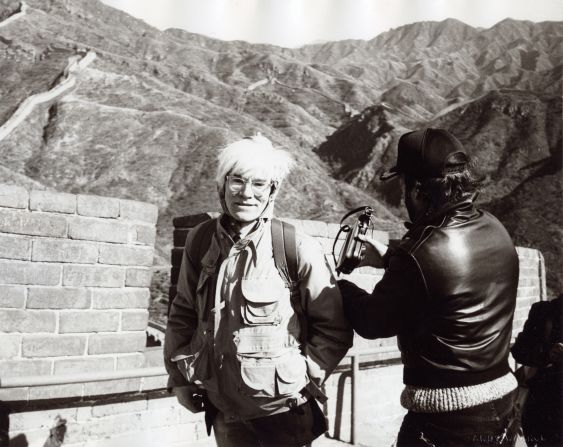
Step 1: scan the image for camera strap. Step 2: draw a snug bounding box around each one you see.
[338,205,372,225]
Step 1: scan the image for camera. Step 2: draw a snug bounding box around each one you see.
[333,206,374,275]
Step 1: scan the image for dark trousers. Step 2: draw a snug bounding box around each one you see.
[397,390,517,447]
[213,399,327,447]
[521,377,562,447]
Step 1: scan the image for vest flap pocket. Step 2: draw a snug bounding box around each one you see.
[241,278,286,325]
[241,278,286,304]
[245,303,276,318]
[275,352,308,396]
[240,360,276,397]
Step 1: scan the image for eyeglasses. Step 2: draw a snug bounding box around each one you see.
[226,175,273,195]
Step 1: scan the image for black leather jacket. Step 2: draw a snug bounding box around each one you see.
[340,198,519,388]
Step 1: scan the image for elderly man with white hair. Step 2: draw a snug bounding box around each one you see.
[164,135,353,446]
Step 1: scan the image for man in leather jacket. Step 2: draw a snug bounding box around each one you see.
[339,128,520,446]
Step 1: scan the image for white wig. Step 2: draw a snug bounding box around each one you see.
[216,134,295,189]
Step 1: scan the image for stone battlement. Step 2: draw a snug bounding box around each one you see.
[0,184,160,403]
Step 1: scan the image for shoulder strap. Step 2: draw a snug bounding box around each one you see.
[271,219,328,403]
[271,218,297,286]
[271,219,307,344]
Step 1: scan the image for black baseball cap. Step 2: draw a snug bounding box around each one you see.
[380,128,469,181]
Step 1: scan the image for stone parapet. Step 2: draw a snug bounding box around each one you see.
[0,184,158,384]
[4,390,212,447]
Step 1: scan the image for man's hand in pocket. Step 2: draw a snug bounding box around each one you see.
[173,384,206,413]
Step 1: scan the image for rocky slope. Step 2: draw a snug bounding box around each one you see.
[0,0,561,292]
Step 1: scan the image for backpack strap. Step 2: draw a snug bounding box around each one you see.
[271,219,307,346]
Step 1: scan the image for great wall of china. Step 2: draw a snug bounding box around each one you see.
[0,47,97,142]
[0,4,549,445]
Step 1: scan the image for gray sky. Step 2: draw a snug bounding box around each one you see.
[101,0,563,48]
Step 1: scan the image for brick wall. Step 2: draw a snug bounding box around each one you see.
[0,184,159,402]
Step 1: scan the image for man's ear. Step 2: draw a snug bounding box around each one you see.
[268,181,279,202]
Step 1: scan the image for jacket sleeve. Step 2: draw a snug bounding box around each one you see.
[511,301,552,367]
[163,230,200,388]
[296,235,353,385]
[338,249,425,339]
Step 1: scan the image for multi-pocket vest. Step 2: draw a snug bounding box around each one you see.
[175,218,314,415]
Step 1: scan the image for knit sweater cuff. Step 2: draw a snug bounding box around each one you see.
[400,372,518,413]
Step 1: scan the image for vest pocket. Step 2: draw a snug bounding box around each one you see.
[238,352,308,398]
[275,352,308,396]
[239,358,276,397]
[240,278,286,326]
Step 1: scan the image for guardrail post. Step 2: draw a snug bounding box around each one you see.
[351,353,359,445]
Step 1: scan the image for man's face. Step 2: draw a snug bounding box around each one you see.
[224,170,273,223]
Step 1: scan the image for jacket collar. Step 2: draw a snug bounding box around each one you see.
[217,214,266,263]
[404,193,479,238]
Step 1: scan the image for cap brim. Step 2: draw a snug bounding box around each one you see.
[379,169,400,181]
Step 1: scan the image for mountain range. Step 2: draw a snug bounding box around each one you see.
[0,0,561,293]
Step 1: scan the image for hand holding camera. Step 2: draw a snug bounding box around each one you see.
[333,206,388,274]
[356,233,388,268]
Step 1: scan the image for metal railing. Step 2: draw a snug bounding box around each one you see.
[0,366,166,388]
[338,346,401,445]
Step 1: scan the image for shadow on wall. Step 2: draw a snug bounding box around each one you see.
[0,402,15,446]
[42,416,67,447]
[8,434,28,447]
[1,404,67,447]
